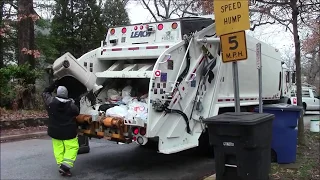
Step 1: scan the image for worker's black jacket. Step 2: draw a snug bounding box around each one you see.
[42,83,79,140]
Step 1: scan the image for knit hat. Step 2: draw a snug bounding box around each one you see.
[57,86,68,99]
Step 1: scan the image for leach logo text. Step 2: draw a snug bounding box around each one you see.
[131,31,152,38]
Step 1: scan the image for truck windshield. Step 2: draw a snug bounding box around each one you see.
[312,90,318,97]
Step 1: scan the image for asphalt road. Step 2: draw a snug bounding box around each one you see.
[1,112,318,180]
[0,138,215,180]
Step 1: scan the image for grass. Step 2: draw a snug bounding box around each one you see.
[270,130,320,180]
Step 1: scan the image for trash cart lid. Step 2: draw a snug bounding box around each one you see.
[203,112,275,126]
[255,103,303,111]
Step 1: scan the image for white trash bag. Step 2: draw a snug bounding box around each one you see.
[122,96,133,104]
[126,100,148,123]
[105,105,128,118]
[122,86,132,98]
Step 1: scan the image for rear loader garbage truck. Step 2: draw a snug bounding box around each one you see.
[52,16,294,155]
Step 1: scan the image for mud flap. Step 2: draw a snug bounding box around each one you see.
[77,134,90,154]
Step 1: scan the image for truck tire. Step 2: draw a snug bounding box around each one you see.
[303,103,307,115]
[279,97,291,104]
[77,135,90,154]
[139,139,158,150]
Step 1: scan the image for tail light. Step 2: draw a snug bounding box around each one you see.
[172,22,178,29]
[134,26,138,30]
[110,28,115,35]
[158,24,164,30]
[293,98,297,104]
[140,127,146,136]
[133,127,139,135]
[140,25,144,30]
[121,27,127,34]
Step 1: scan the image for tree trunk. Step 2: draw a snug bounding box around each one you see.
[291,0,305,145]
[18,0,35,69]
[0,0,4,69]
[17,0,36,110]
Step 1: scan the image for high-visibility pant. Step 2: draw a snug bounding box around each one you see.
[52,137,79,169]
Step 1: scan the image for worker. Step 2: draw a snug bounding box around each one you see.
[42,81,80,177]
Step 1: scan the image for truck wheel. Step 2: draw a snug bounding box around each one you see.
[139,140,158,150]
[303,103,307,115]
[77,135,90,154]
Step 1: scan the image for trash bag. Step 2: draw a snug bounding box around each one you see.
[122,96,133,104]
[107,89,121,101]
[105,105,128,118]
[122,86,132,98]
[126,99,148,122]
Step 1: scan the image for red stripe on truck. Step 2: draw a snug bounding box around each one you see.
[146,46,158,49]
[128,47,139,50]
[217,97,277,102]
[112,48,122,51]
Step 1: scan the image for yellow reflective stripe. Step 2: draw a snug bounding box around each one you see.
[63,158,74,163]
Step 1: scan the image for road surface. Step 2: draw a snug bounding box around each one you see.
[0,138,215,180]
[1,113,318,180]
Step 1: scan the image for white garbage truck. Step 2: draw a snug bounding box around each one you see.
[52,16,294,155]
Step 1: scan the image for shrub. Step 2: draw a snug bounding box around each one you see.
[0,64,42,109]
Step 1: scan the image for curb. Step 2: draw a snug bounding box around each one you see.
[0,131,47,142]
[203,174,216,180]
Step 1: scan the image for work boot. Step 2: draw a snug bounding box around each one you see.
[59,164,72,177]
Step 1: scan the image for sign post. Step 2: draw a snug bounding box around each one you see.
[232,62,240,112]
[214,0,250,113]
[256,43,263,113]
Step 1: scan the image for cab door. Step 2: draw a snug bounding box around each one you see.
[309,89,320,110]
[302,89,313,110]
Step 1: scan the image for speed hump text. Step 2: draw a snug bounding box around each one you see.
[220,31,248,63]
[214,0,250,35]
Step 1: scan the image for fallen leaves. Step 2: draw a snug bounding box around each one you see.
[0,109,48,121]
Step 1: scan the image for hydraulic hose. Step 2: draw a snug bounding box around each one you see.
[177,39,191,83]
[165,108,191,134]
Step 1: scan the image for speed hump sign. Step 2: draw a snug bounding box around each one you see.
[220,31,248,63]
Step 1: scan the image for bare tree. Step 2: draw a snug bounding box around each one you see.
[282,45,296,71]
[139,0,203,21]
[250,0,320,145]
[301,20,320,87]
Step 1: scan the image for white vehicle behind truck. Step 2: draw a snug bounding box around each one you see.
[290,84,320,111]
[52,16,294,155]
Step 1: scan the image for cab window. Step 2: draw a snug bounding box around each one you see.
[302,90,311,97]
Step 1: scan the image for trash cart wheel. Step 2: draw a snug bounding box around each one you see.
[78,135,90,154]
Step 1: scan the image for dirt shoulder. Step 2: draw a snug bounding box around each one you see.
[270,130,320,180]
